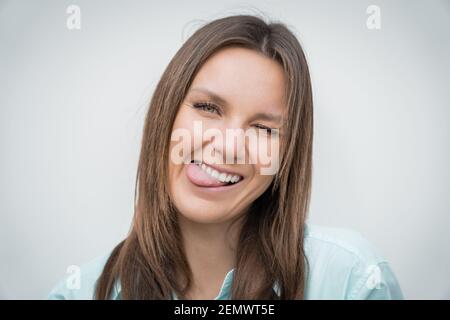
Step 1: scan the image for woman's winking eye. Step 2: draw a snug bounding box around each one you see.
[254,124,274,135]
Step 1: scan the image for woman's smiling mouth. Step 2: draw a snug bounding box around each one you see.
[185,160,244,190]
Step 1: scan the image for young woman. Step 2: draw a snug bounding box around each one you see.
[48,14,403,300]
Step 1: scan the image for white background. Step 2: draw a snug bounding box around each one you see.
[1,0,449,299]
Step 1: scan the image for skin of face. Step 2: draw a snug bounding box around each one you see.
[168,47,286,226]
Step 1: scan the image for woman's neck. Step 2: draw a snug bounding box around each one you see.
[177,214,244,299]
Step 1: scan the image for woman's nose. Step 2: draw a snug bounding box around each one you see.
[207,124,247,165]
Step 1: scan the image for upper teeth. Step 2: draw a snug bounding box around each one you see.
[195,162,241,184]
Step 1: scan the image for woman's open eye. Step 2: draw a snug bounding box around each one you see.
[192,102,221,115]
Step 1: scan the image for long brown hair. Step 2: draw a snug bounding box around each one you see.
[95,14,313,300]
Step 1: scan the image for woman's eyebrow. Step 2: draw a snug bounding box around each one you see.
[189,87,229,106]
[248,112,283,125]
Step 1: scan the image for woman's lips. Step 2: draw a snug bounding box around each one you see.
[185,163,244,190]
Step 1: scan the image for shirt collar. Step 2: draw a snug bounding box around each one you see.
[112,268,281,300]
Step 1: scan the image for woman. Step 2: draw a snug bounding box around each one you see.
[48,14,403,300]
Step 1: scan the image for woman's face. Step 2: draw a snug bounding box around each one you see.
[168,47,286,224]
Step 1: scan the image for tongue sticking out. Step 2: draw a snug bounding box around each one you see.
[186,163,230,187]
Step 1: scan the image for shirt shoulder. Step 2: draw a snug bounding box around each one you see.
[303,223,404,300]
[47,250,116,300]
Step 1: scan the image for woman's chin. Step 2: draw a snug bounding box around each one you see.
[176,206,231,224]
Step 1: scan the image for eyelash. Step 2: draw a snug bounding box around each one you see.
[192,102,221,115]
[192,102,275,135]
[254,124,274,134]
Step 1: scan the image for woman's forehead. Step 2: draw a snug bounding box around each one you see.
[189,47,287,114]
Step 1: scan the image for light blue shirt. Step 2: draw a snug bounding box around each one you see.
[47,224,404,300]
